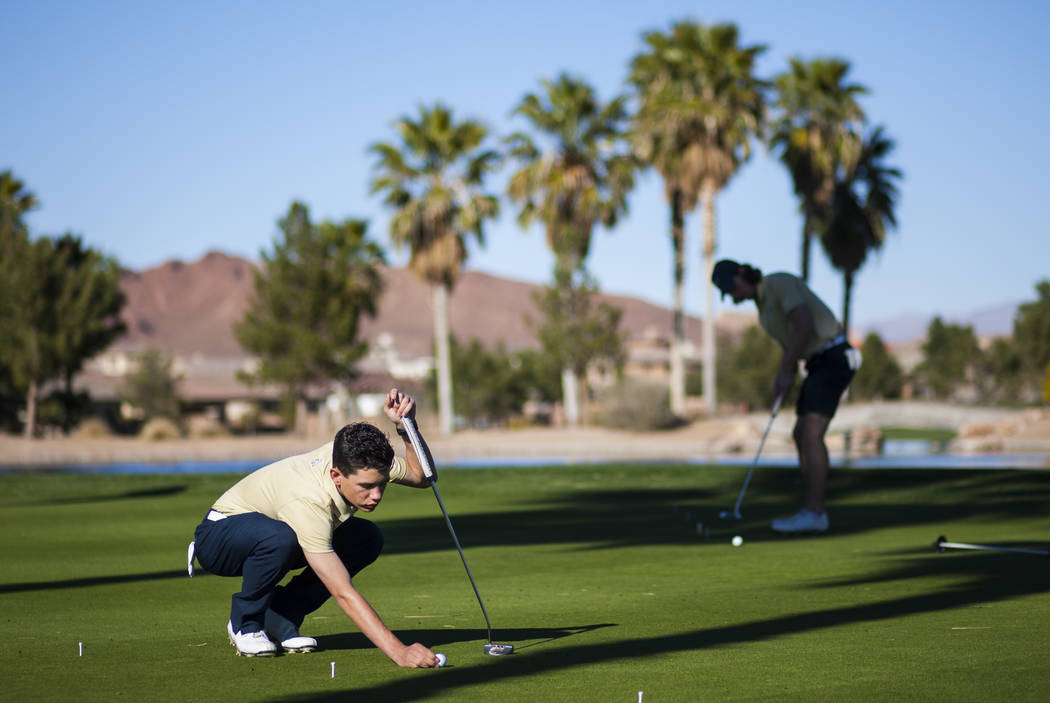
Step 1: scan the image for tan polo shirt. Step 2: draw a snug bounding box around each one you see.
[756,272,843,360]
[211,441,408,553]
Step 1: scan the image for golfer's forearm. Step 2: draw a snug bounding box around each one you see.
[333,589,406,660]
[783,309,815,371]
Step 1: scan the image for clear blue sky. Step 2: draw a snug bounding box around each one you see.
[4,0,1048,330]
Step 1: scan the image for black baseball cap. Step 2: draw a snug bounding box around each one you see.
[712,259,740,300]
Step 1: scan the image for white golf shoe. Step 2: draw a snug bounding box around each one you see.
[276,634,318,654]
[227,621,277,657]
[264,607,317,653]
[771,509,829,534]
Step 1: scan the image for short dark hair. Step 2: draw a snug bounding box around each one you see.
[332,423,394,476]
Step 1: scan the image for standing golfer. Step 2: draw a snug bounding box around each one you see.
[189,388,442,667]
[712,260,860,533]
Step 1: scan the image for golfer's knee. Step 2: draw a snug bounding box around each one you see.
[356,520,384,564]
[796,416,829,444]
[333,518,384,574]
[259,522,301,564]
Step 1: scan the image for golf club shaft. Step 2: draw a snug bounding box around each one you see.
[730,395,782,516]
[400,416,494,642]
[938,539,1048,556]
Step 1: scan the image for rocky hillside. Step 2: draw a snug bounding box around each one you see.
[112,251,756,358]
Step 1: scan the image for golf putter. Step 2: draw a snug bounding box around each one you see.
[400,416,514,656]
[720,394,783,520]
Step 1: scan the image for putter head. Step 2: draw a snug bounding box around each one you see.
[483,642,514,656]
[719,510,742,520]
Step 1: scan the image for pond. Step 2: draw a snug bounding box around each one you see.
[2,438,1047,474]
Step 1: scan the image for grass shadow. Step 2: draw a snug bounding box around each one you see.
[0,569,189,594]
[267,549,1049,702]
[315,624,615,652]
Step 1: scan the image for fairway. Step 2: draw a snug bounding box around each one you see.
[1,463,1048,702]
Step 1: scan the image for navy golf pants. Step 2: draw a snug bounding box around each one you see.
[192,513,383,637]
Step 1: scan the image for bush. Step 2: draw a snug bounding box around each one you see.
[72,417,114,439]
[186,414,230,439]
[592,381,680,431]
[139,417,182,441]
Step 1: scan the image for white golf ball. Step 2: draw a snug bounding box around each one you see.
[731,535,743,547]
[435,652,446,667]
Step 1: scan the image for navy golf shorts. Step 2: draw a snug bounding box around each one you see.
[797,342,856,417]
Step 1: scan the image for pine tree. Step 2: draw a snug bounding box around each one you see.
[235,202,385,432]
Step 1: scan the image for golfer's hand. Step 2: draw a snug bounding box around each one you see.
[383,388,415,428]
[773,369,795,406]
[393,642,440,668]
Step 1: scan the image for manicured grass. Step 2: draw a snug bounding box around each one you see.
[880,426,958,442]
[1,464,1048,702]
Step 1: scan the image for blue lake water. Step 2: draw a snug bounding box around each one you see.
[2,440,1047,474]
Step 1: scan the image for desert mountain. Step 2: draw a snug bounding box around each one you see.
[113,251,751,360]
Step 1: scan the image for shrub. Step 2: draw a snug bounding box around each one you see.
[139,417,182,441]
[186,414,230,439]
[72,417,114,439]
[592,381,680,431]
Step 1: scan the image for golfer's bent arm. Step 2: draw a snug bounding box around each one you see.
[395,429,437,487]
[304,550,438,668]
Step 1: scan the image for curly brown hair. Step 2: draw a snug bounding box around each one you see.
[332,423,394,476]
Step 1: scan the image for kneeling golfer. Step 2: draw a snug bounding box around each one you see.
[189,388,442,667]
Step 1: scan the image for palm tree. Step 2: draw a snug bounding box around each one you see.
[769,58,867,281]
[820,126,901,336]
[370,104,500,435]
[0,171,38,254]
[628,21,766,416]
[505,73,635,427]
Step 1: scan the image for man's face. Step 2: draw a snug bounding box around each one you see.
[731,273,751,303]
[331,467,389,512]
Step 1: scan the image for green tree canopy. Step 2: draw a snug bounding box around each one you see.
[914,317,980,400]
[976,337,1024,405]
[49,234,126,431]
[426,337,536,428]
[1013,280,1050,375]
[716,325,782,410]
[851,332,903,401]
[527,267,626,415]
[370,103,501,435]
[506,73,635,272]
[769,57,867,281]
[506,74,635,426]
[627,20,767,415]
[235,202,385,428]
[820,126,902,335]
[120,348,182,422]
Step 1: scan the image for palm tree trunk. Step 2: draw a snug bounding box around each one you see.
[800,215,811,282]
[842,269,854,404]
[24,378,37,439]
[433,282,454,436]
[841,270,853,341]
[561,366,579,428]
[700,179,718,415]
[669,189,686,417]
[295,395,307,436]
[63,369,74,435]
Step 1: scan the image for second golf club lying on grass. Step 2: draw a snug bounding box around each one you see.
[720,395,782,521]
[400,416,514,656]
[933,535,1049,557]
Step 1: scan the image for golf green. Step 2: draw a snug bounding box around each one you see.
[1,464,1047,702]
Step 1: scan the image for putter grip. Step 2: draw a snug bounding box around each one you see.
[400,416,435,481]
[772,394,783,417]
